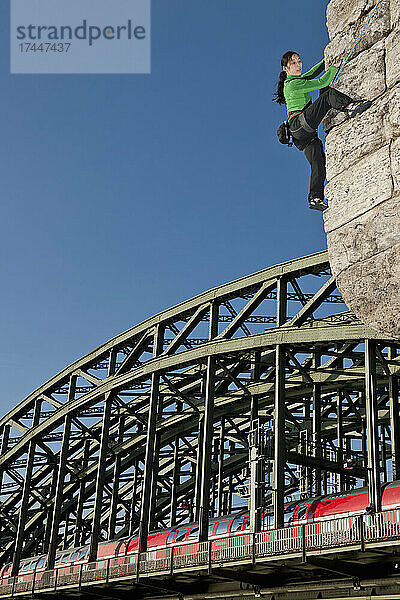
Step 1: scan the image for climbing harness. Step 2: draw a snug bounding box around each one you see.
[278,113,316,147]
[331,0,384,86]
[297,113,316,134]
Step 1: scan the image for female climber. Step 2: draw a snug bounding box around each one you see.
[274,51,372,212]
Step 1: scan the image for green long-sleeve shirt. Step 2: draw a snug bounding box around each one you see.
[283,59,339,117]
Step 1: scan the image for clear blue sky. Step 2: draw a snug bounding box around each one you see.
[1,0,330,412]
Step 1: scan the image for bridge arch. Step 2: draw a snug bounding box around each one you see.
[0,250,398,578]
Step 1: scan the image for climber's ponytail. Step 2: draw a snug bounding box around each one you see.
[273,50,299,105]
[273,71,287,105]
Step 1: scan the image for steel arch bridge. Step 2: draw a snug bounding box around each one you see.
[1,249,400,591]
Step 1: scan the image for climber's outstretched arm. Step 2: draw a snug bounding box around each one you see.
[288,66,338,93]
[302,59,325,80]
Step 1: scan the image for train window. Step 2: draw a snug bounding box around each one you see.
[188,527,199,540]
[215,521,229,535]
[54,555,61,566]
[21,562,30,572]
[36,557,46,569]
[61,554,70,564]
[166,530,175,545]
[69,551,79,563]
[285,508,295,524]
[209,524,214,536]
[297,505,309,520]
[30,560,38,571]
[230,517,245,533]
[77,549,88,562]
[175,529,188,542]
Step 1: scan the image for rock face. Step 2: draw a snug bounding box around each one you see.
[323,0,400,339]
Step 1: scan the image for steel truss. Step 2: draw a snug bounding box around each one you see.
[0,249,399,580]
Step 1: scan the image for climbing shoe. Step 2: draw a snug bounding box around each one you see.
[347,100,373,119]
[309,198,328,212]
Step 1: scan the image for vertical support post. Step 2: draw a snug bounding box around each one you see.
[169,400,182,528]
[198,356,216,541]
[194,410,205,522]
[138,324,164,553]
[381,427,387,483]
[88,392,113,562]
[78,562,83,591]
[250,349,263,530]
[169,431,180,527]
[304,396,310,420]
[322,469,328,496]
[62,513,70,549]
[304,398,311,497]
[47,392,74,569]
[194,370,208,522]
[249,420,263,533]
[345,437,352,492]
[359,514,365,553]
[74,439,90,547]
[106,557,110,584]
[227,445,233,514]
[90,350,117,552]
[273,344,286,529]
[0,425,10,492]
[337,391,344,492]
[216,419,225,517]
[361,412,367,483]
[312,349,321,496]
[108,414,125,540]
[301,524,306,563]
[365,339,381,512]
[389,347,400,480]
[43,463,59,553]
[299,430,308,498]
[32,567,37,595]
[276,277,287,328]
[12,399,42,576]
[149,397,163,529]
[198,301,218,542]
[129,457,139,536]
[251,350,261,423]
[211,436,218,514]
[170,545,175,577]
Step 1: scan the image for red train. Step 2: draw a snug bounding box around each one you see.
[2,481,400,579]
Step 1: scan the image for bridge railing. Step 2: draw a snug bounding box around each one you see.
[3,510,400,597]
[364,509,400,541]
[173,541,209,569]
[212,533,252,563]
[305,516,361,549]
[256,525,303,556]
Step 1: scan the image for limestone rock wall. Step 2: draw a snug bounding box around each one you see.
[323,0,400,338]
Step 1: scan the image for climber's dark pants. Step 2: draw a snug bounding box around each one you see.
[289,87,353,201]
[303,138,326,201]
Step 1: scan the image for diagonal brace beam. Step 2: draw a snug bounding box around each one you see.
[217,281,277,340]
[163,304,210,356]
[284,276,336,328]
